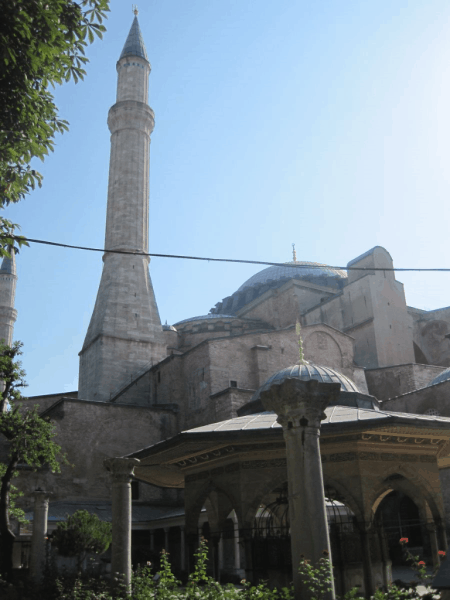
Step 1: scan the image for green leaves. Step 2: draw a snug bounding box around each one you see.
[0,0,110,253]
[52,509,112,567]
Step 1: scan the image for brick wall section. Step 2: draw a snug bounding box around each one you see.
[236,280,335,329]
[366,364,444,400]
[15,398,178,508]
[304,248,415,369]
[381,379,450,415]
[20,391,78,414]
[116,323,365,431]
[409,306,450,367]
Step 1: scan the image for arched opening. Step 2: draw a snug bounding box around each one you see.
[248,482,387,595]
[375,490,424,567]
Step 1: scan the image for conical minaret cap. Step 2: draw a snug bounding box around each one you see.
[0,251,16,275]
[119,15,148,61]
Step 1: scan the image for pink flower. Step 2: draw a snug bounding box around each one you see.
[418,561,426,566]
[399,537,409,544]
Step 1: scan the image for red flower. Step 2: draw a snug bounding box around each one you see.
[439,551,446,557]
[418,561,426,566]
[399,537,409,544]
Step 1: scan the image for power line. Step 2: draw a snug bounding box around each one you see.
[16,236,450,273]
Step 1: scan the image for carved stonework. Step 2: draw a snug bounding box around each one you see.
[260,377,340,430]
[176,442,285,468]
[321,452,436,464]
[104,457,140,483]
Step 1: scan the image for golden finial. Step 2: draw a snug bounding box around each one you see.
[133,5,139,16]
[292,243,297,262]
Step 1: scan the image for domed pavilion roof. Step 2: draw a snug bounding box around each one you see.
[428,368,450,387]
[251,363,360,402]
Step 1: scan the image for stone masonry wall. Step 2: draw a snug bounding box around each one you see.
[381,379,450,415]
[366,364,444,400]
[236,280,334,329]
[15,399,178,510]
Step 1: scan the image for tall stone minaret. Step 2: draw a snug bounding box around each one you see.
[0,253,17,346]
[78,14,166,401]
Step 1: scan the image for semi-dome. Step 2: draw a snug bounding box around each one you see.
[428,368,450,387]
[237,261,347,293]
[252,363,359,402]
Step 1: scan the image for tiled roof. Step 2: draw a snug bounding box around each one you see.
[184,406,450,434]
[25,500,184,523]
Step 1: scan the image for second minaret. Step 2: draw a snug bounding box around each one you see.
[78,15,166,401]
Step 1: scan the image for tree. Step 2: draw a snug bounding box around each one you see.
[0,0,110,257]
[52,509,112,571]
[0,341,66,579]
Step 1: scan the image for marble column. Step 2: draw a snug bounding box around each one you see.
[218,534,224,572]
[150,530,155,552]
[260,377,340,600]
[30,490,52,581]
[360,527,374,596]
[180,526,186,572]
[104,457,140,589]
[233,513,241,571]
[428,523,440,569]
[164,527,170,552]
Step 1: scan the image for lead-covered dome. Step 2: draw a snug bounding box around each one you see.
[237,261,347,293]
[211,260,347,316]
[428,368,450,387]
[252,363,359,402]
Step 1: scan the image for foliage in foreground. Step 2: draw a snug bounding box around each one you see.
[52,510,112,571]
[0,341,67,580]
[0,537,446,600]
[0,0,110,257]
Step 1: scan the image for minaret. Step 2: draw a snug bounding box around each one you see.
[78,14,166,401]
[0,252,17,346]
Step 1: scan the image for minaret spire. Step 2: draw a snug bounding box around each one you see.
[78,16,166,401]
[0,251,17,346]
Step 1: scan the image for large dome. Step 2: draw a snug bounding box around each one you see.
[210,260,347,316]
[237,261,347,293]
[251,363,359,402]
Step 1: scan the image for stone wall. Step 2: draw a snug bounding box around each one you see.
[381,379,450,416]
[117,323,363,431]
[236,279,335,328]
[15,398,178,510]
[176,317,273,351]
[409,306,450,367]
[366,364,444,400]
[304,247,415,368]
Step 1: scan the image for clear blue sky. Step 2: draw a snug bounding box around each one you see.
[5,0,450,396]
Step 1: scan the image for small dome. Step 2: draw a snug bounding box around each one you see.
[428,368,450,387]
[174,314,236,326]
[252,363,359,402]
[237,261,347,293]
[162,323,177,332]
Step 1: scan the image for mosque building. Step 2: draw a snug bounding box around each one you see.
[4,13,450,594]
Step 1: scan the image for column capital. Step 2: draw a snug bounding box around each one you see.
[104,457,140,483]
[31,490,53,506]
[260,377,340,430]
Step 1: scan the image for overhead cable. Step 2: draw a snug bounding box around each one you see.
[15,236,450,273]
